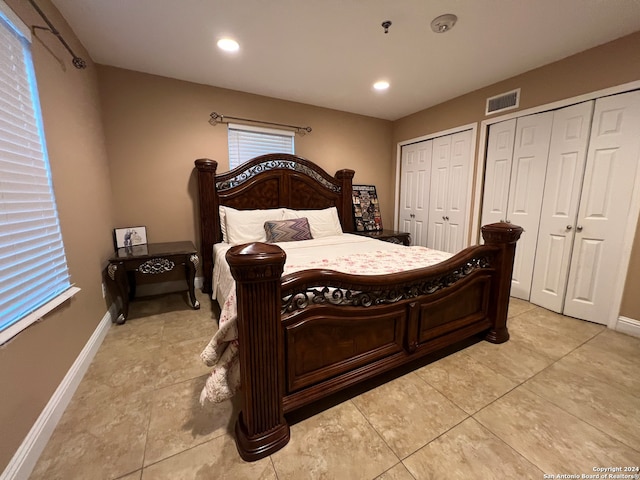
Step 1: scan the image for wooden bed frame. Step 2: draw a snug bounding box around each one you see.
[195,153,522,461]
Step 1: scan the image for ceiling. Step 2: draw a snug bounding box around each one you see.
[51,0,640,121]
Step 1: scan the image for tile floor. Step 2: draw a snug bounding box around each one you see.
[30,292,640,479]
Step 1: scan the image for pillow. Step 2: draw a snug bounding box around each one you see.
[219,206,229,243]
[283,206,343,238]
[264,218,313,243]
[224,207,286,245]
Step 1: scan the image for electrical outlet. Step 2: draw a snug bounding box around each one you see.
[101,283,106,298]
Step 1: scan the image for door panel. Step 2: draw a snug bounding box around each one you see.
[429,130,472,253]
[583,148,616,217]
[415,221,425,247]
[400,141,432,246]
[530,101,594,312]
[431,222,445,251]
[445,130,472,252]
[569,238,603,304]
[507,111,554,299]
[564,90,640,323]
[481,119,516,233]
[417,169,428,211]
[510,156,534,213]
[428,136,451,251]
[536,234,567,295]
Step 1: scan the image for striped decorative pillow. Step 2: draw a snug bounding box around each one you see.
[264,218,313,243]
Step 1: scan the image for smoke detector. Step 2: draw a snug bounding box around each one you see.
[431,14,457,33]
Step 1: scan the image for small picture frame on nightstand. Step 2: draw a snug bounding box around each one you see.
[113,226,147,249]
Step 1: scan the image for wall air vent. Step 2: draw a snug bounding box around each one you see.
[485,88,520,115]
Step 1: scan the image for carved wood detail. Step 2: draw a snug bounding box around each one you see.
[194,154,355,294]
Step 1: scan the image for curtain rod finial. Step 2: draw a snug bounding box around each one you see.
[209,112,223,125]
[72,57,86,69]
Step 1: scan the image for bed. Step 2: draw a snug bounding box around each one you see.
[194,153,522,461]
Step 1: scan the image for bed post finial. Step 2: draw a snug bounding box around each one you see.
[336,169,355,232]
[226,242,290,460]
[481,222,523,343]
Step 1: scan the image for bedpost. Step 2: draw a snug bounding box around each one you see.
[226,242,290,461]
[195,158,219,294]
[481,222,523,343]
[336,169,355,232]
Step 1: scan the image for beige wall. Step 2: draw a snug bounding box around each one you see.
[0,0,114,471]
[96,66,393,253]
[392,31,640,320]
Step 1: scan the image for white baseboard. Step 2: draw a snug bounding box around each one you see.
[616,316,640,338]
[1,306,115,480]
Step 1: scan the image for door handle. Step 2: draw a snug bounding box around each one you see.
[576,225,583,232]
[566,225,572,230]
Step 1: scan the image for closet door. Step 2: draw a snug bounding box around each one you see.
[530,101,594,312]
[481,119,516,227]
[507,111,554,300]
[563,90,640,324]
[428,130,472,253]
[429,135,451,251]
[399,141,432,246]
[445,130,473,252]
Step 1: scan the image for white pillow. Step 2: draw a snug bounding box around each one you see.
[224,207,286,245]
[219,206,229,243]
[283,207,343,238]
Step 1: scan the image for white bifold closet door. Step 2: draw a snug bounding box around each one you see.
[561,91,640,324]
[530,101,594,312]
[496,90,640,325]
[481,112,553,300]
[399,141,432,246]
[480,119,516,226]
[428,129,473,253]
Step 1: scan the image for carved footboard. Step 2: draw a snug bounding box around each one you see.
[226,222,522,461]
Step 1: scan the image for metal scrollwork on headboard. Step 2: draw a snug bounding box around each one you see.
[216,160,341,192]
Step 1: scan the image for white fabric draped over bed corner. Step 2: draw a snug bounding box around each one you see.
[200,234,454,404]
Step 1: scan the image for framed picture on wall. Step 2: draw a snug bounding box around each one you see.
[113,226,147,250]
[352,185,382,232]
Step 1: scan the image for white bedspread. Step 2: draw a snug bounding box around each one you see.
[200,234,453,403]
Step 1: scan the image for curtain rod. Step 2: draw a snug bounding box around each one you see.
[209,112,312,136]
[28,0,87,69]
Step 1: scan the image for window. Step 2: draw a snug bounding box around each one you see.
[227,123,295,170]
[0,1,76,344]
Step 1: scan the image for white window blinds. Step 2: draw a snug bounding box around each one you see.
[0,5,72,340]
[228,123,295,170]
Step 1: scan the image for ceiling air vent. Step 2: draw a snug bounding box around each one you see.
[485,88,520,115]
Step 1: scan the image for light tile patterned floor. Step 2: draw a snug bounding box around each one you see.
[30,294,640,479]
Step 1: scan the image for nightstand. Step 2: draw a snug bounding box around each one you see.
[106,241,200,324]
[352,229,411,246]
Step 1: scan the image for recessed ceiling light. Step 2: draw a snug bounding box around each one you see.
[373,81,390,91]
[217,38,239,52]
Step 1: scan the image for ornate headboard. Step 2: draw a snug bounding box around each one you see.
[194,153,355,293]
